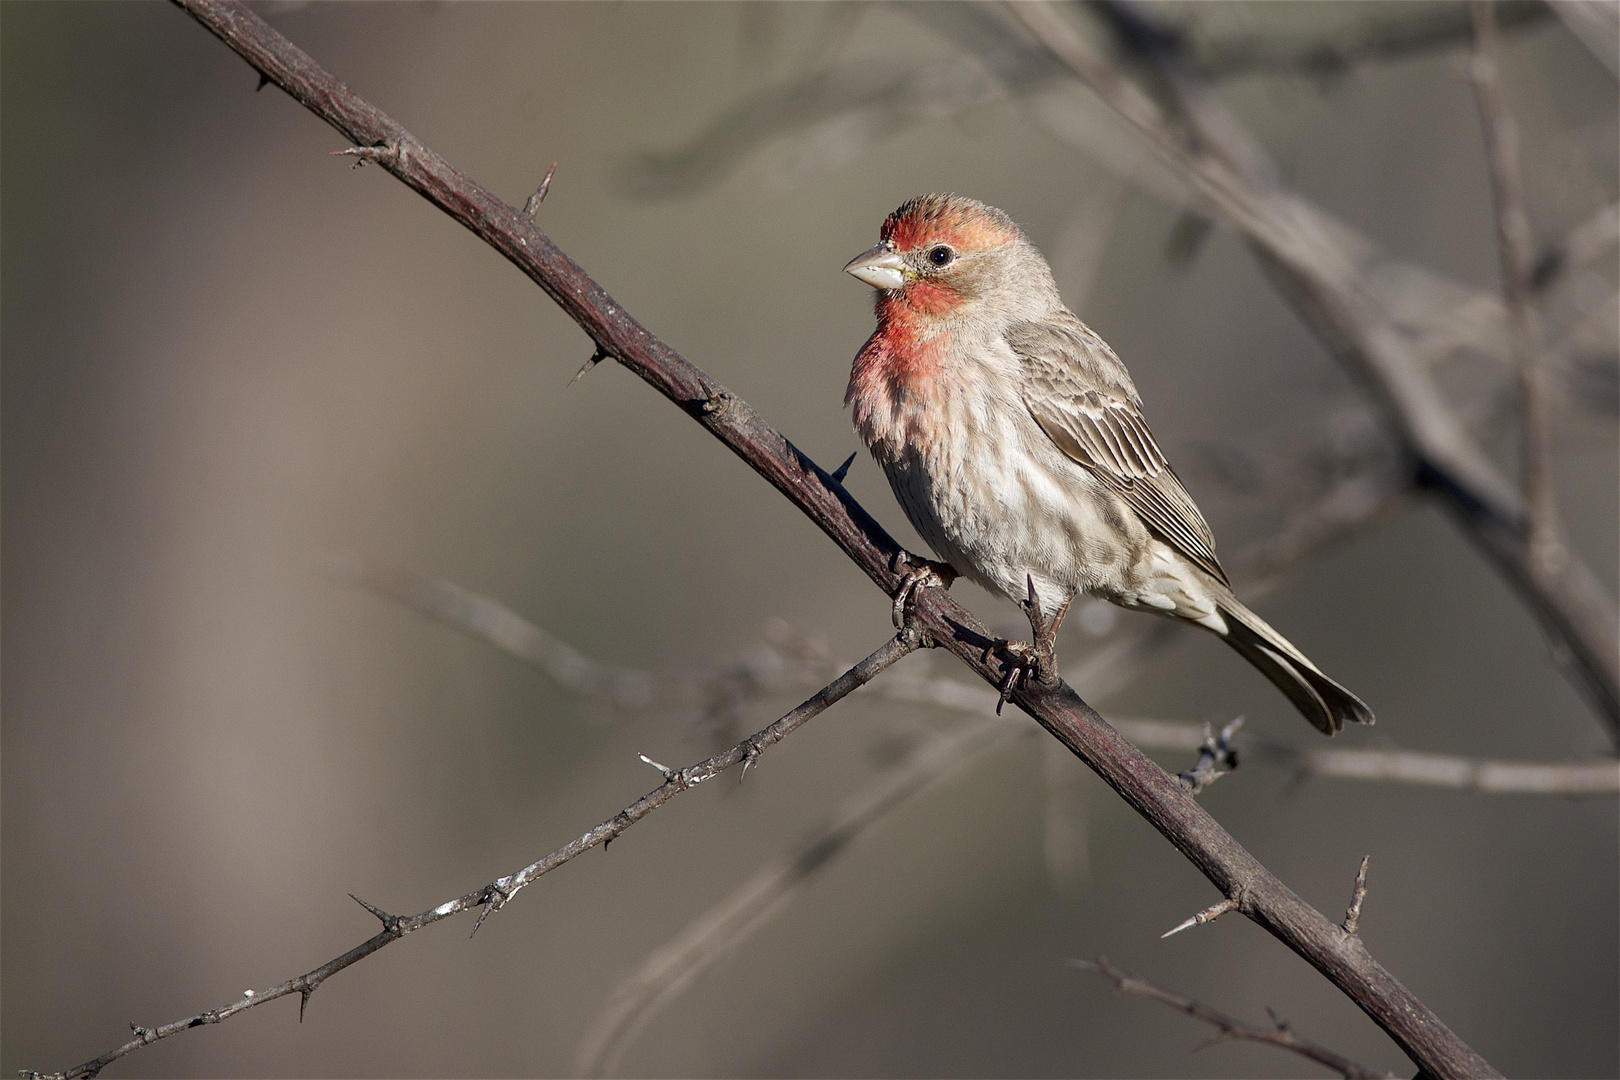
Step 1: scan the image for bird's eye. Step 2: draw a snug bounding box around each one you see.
[926,244,954,267]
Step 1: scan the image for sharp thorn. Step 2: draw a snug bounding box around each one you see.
[299,987,313,1022]
[830,451,857,483]
[570,346,608,386]
[256,72,272,92]
[639,753,677,780]
[523,161,558,217]
[1160,914,1200,939]
[1161,897,1238,938]
[349,893,395,927]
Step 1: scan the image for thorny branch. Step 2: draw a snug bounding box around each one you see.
[1071,958,1398,1080]
[26,631,922,1080]
[574,712,1020,1077]
[332,553,1620,797]
[574,615,1177,1076]
[45,2,1507,1076]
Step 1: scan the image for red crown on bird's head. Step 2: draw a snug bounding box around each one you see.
[880,193,1020,254]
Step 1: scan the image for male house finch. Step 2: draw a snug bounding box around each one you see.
[844,194,1372,735]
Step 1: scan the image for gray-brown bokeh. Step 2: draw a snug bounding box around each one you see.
[4,3,1615,1077]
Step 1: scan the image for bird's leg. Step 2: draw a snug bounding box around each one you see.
[890,551,957,629]
[1024,581,1075,685]
[990,579,1075,714]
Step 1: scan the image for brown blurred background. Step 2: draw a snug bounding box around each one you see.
[3,3,1615,1077]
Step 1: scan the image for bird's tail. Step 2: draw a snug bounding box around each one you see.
[1216,600,1374,736]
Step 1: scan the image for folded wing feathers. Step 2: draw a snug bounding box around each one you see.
[1011,322,1230,588]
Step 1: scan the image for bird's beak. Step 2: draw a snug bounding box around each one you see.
[844,243,906,291]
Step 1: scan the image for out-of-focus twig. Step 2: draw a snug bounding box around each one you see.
[1190,1,1550,82]
[1010,0,1620,737]
[335,554,1620,797]
[1548,0,1620,77]
[1071,957,1400,1079]
[27,627,921,1080]
[1471,0,1560,578]
[574,712,1018,1077]
[1177,717,1243,795]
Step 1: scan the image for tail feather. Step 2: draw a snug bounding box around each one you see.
[1218,601,1374,736]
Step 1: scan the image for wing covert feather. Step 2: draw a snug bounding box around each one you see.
[1008,319,1230,587]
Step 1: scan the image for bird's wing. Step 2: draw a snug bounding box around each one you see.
[1007,319,1230,588]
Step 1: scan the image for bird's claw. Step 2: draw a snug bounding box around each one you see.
[989,577,1076,713]
[890,554,956,629]
[992,638,1039,714]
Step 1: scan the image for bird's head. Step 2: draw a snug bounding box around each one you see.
[844,194,1055,324]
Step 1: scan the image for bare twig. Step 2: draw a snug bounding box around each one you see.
[135,5,1499,1075]
[1177,717,1243,795]
[1189,0,1551,83]
[1010,0,1618,737]
[334,555,1620,796]
[575,712,1020,1077]
[1343,856,1371,936]
[1531,201,1619,292]
[1548,0,1620,77]
[1071,957,1399,1079]
[1243,738,1619,796]
[577,616,1181,1075]
[1471,0,1560,578]
[26,630,921,1080]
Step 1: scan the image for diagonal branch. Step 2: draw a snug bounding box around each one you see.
[26,630,921,1080]
[137,3,1499,1076]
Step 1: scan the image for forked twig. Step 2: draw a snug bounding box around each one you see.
[1072,957,1399,1079]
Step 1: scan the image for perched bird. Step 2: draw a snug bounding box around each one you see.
[843,194,1372,735]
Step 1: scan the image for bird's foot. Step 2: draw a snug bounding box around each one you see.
[989,577,1076,712]
[986,637,1040,715]
[890,553,957,629]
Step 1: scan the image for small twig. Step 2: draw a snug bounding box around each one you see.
[1471,0,1561,579]
[1161,896,1238,938]
[1010,0,1618,736]
[522,161,557,217]
[1343,855,1371,936]
[1190,0,1551,83]
[28,631,920,1080]
[1177,716,1242,795]
[576,713,1021,1076]
[333,553,1620,796]
[1071,957,1399,1079]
